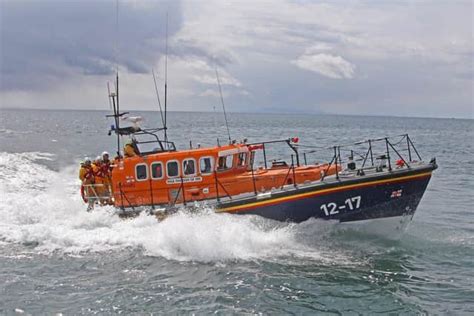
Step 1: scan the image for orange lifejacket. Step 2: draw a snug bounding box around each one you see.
[92,163,105,178]
[100,161,112,190]
[79,165,95,202]
[91,163,105,196]
[100,161,111,178]
[79,165,94,182]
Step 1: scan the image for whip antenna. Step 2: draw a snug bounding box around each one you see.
[114,0,121,155]
[215,68,232,144]
[152,69,165,127]
[163,13,169,143]
[107,82,113,110]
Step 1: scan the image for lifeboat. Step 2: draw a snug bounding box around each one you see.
[80,75,437,229]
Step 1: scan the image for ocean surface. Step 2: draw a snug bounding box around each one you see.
[0,109,473,314]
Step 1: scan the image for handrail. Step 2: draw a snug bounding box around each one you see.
[301,134,423,182]
[118,182,135,211]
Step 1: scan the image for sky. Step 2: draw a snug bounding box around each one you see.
[0,0,473,118]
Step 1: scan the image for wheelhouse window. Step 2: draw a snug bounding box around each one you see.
[249,151,256,168]
[151,162,163,179]
[167,160,179,178]
[237,153,247,167]
[135,163,148,181]
[200,157,214,175]
[183,159,196,176]
[217,155,233,171]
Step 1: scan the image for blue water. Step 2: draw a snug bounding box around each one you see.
[0,109,473,314]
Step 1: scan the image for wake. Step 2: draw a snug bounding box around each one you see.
[0,152,355,264]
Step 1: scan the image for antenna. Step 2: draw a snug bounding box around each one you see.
[114,0,121,155]
[152,69,165,127]
[115,0,119,75]
[163,12,169,143]
[213,105,217,135]
[215,68,232,143]
[108,81,121,157]
[107,82,113,110]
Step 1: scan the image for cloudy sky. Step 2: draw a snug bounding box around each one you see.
[1,0,473,118]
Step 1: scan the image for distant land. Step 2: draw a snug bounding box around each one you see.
[1,106,472,120]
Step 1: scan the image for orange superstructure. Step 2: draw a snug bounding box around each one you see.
[108,142,339,209]
[80,73,340,211]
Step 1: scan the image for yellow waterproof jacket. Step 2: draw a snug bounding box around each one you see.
[92,163,104,182]
[79,166,94,182]
[124,144,137,157]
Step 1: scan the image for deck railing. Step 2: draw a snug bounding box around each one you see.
[298,134,422,181]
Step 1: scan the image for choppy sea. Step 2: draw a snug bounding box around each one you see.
[0,109,473,314]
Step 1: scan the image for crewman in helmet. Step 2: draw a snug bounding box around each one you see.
[79,157,94,183]
[100,151,113,203]
[92,156,105,202]
[79,157,95,211]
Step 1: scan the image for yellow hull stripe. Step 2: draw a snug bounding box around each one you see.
[217,171,432,213]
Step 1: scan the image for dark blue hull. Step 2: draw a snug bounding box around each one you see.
[218,164,436,223]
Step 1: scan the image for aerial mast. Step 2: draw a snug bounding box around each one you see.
[105,0,122,157]
[115,0,121,155]
[152,69,165,128]
[164,13,169,144]
[215,68,232,144]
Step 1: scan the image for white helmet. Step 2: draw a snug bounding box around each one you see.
[84,157,91,164]
[95,156,101,162]
[102,151,109,157]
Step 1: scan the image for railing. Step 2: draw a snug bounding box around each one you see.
[299,134,422,181]
[133,128,176,154]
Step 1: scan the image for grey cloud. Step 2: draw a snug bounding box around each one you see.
[173,38,236,67]
[0,0,183,91]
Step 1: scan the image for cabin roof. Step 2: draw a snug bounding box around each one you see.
[124,143,247,162]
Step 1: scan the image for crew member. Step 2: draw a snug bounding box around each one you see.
[92,156,105,201]
[79,157,95,210]
[79,158,94,183]
[124,140,137,157]
[100,151,113,203]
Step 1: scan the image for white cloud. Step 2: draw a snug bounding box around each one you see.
[199,89,221,98]
[292,53,355,79]
[192,74,241,86]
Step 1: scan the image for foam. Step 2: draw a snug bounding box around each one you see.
[0,152,353,264]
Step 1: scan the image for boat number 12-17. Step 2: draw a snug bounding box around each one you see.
[320,196,361,216]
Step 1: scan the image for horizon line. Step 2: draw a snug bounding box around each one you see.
[1,106,472,120]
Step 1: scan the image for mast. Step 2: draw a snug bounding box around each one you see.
[152,69,165,128]
[164,13,169,144]
[115,0,120,155]
[116,73,120,154]
[215,68,232,144]
[107,81,121,157]
[106,0,122,157]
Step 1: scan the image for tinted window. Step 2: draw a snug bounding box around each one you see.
[183,159,196,176]
[217,155,233,170]
[151,162,163,179]
[167,161,179,177]
[136,164,147,180]
[200,157,213,174]
[238,153,247,166]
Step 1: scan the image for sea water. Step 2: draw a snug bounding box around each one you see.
[0,109,473,314]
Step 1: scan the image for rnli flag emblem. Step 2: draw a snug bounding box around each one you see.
[391,189,403,198]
